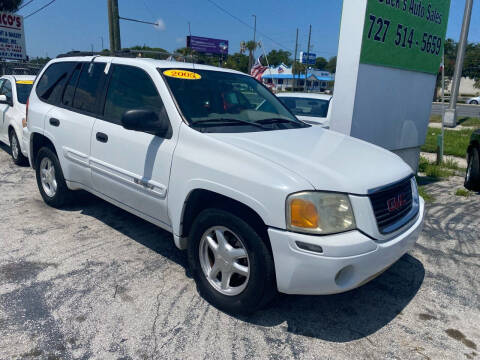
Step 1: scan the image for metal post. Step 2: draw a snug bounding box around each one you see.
[444,0,473,127]
[304,24,312,92]
[293,28,298,91]
[440,50,445,163]
[252,15,257,59]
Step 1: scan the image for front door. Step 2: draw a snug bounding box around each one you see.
[90,64,175,226]
[0,79,13,143]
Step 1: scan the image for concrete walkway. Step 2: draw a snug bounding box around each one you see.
[421,152,467,169]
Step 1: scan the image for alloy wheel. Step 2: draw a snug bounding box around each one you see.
[40,157,57,197]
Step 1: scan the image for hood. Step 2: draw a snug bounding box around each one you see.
[210,126,413,195]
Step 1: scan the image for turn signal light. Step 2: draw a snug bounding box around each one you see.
[290,198,318,229]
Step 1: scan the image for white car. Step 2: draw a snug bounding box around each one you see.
[277,92,332,127]
[26,56,424,313]
[466,96,479,105]
[0,75,35,165]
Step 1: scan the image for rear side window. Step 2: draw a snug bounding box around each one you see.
[0,80,12,100]
[62,62,82,107]
[36,62,76,104]
[103,65,165,124]
[72,62,107,114]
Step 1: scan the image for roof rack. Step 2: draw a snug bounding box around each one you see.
[56,49,197,63]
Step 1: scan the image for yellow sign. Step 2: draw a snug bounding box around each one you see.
[163,69,201,80]
[16,80,34,84]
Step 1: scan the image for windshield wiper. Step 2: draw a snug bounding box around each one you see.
[254,118,302,126]
[190,118,267,129]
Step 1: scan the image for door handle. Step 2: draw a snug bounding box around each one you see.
[96,132,108,143]
[49,118,60,127]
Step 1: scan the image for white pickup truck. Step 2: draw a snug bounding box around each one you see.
[26,56,424,313]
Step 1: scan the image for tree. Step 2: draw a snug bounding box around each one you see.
[325,56,337,73]
[130,45,170,60]
[315,57,327,70]
[0,0,23,12]
[265,49,292,66]
[224,53,249,73]
[245,40,259,73]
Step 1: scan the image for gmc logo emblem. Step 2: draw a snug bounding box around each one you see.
[387,194,406,212]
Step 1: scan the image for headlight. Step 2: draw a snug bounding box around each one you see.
[286,192,356,235]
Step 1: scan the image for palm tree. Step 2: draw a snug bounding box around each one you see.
[0,0,23,12]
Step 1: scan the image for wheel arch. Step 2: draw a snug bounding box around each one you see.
[30,132,58,168]
[178,188,271,251]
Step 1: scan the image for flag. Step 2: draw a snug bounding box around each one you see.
[250,57,268,81]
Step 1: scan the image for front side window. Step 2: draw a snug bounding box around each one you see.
[73,62,107,114]
[16,82,33,104]
[280,97,330,118]
[0,80,12,100]
[161,69,306,133]
[104,65,166,125]
[36,62,76,104]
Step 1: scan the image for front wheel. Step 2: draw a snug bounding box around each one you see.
[35,147,72,208]
[9,129,27,165]
[187,208,276,314]
[465,147,480,191]
[470,100,479,105]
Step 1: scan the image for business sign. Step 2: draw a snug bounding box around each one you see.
[300,51,316,65]
[0,12,26,60]
[187,36,228,55]
[360,0,451,74]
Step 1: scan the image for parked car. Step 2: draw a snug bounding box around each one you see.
[465,129,480,191]
[0,75,35,165]
[26,56,424,313]
[466,96,480,105]
[277,92,332,127]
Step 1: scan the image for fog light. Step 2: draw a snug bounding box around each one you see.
[295,241,323,253]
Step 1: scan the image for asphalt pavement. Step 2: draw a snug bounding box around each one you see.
[432,102,480,118]
[0,144,479,360]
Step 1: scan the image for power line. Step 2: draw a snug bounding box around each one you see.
[24,0,57,19]
[18,0,35,11]
[204,0,294,53]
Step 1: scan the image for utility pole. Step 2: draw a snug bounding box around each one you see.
[100,36,104,51]
[252,14,257,59]
[444,0,473,127]
[108,0,121,52]
[304,24,312,92]
[293,28,298,90]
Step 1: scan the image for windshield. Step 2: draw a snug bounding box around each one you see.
[16,82,33,104]
[161,68,307,133]
[279,97,330,118]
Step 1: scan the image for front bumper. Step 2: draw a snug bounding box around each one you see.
[268,197,425,295]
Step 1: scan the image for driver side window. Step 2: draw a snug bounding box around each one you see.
[0,80,12,101]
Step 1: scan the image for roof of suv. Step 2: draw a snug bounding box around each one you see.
[50,56,245,76]
[0,75,36,82]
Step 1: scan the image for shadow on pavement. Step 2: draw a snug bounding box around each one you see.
[62,191,425,342]
[0,141,12,155]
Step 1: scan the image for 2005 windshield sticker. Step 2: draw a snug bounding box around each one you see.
[163,69,202,80]
[360,0,451,74]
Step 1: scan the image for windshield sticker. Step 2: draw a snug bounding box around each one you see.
[163,69,201,80]
[16,80,34,84]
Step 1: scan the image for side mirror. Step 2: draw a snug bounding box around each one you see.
[0,95,7,104]
[121,109,171,138]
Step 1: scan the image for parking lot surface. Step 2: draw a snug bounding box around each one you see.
[0,144,479,360]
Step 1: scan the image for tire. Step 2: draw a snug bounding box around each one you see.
[9,129,27,166]
[187,208,276,314]
[470,100,478,105]
[35,147,72,208]
[465,147,480,191]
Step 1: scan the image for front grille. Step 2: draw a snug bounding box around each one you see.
[369,177,414,234]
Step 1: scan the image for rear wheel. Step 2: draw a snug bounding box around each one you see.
[465,147,480,191]
[470,100,478,105]
[35,147,72,207]
[9,129,27,165]
[187,208,276,314]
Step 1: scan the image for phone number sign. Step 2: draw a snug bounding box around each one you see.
[360,0,451,74]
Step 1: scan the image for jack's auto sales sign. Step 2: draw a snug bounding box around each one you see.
[0,12,26,60]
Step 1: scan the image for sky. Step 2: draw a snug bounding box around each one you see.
[20,0,480,59]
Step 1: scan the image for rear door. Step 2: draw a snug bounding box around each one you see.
[41,61,106,188]
[90,64,175,225]
[0,79,13,142]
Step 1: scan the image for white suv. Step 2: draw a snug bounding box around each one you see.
[26,56,425,313]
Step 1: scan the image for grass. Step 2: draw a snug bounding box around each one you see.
[418,156,462,178]
[429,115,480,127]
[421,127,473,158]
[455,188,472,197]
[418,186,435,203]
